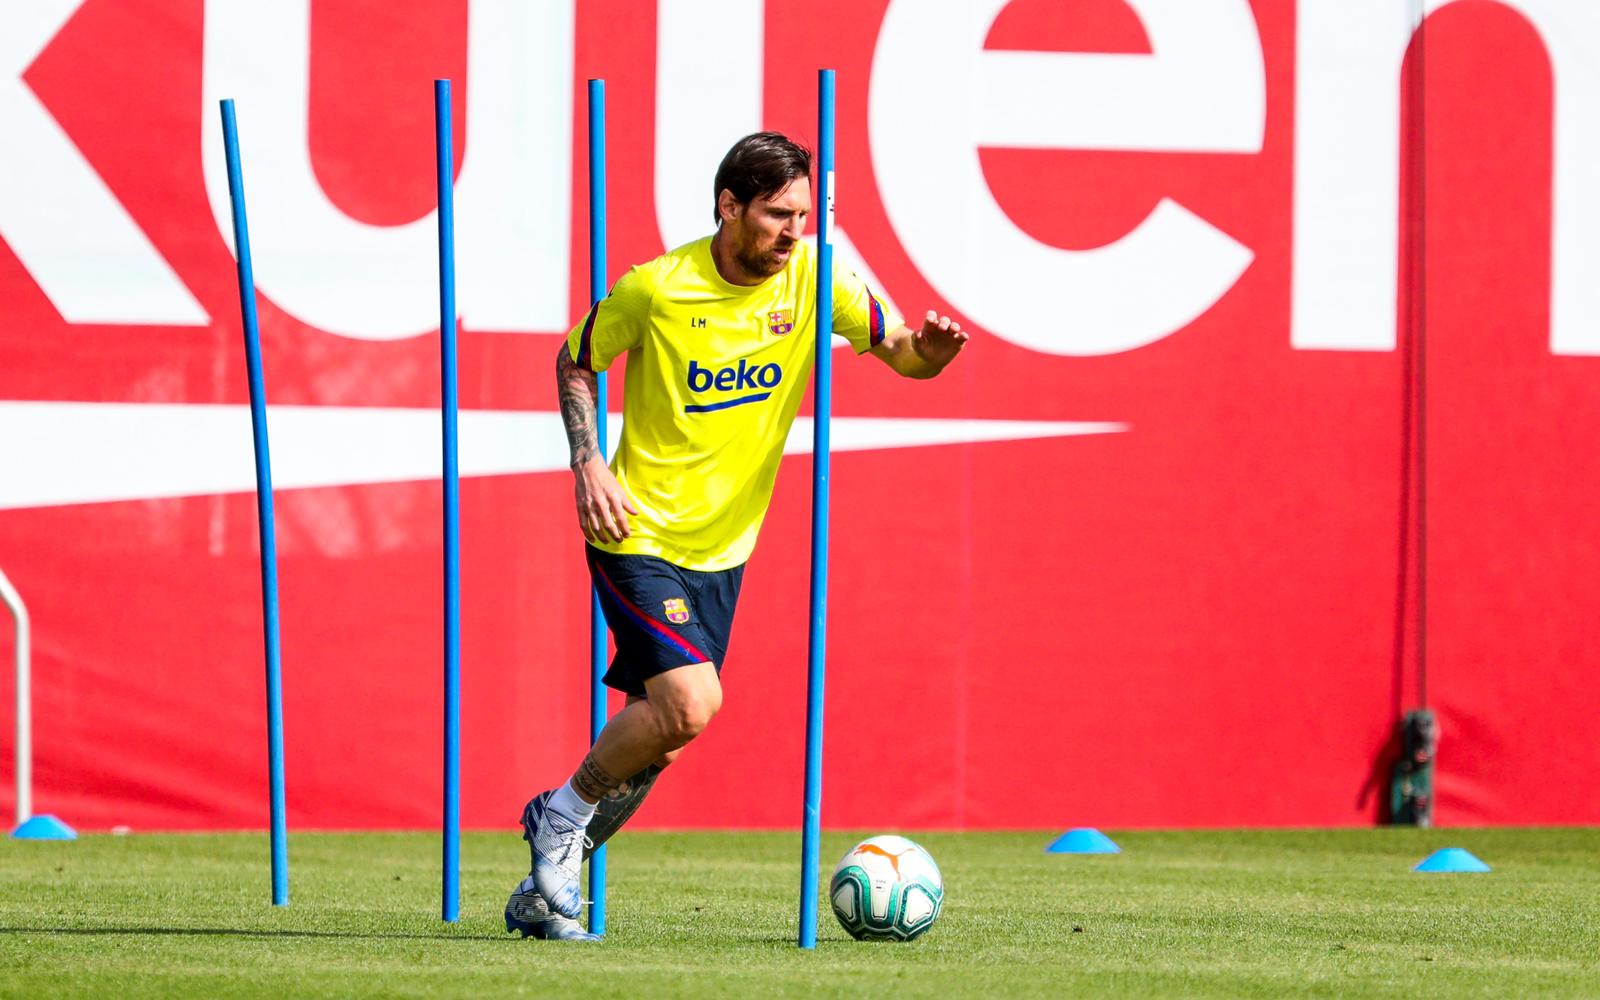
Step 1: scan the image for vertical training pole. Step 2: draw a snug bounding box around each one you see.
[3,567,31,827]
[798,67,835,950]
[434,79,462,924]
[586,77,610,936]
[220,99,289,907]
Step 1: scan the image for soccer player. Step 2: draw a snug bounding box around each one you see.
[505,132,967,941]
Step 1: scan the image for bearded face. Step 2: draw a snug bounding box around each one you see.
[720,177,811,283]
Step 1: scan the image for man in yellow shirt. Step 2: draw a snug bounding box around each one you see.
[506,132,967,940]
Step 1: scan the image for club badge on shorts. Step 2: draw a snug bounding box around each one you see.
[662,598,690,624]
[768,310,793,336]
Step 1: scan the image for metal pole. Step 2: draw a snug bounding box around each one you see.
[586,77,610,936]
[434,79,462,924]
[798,67,835,950]
[220,99,289,906]
[1,568,30,828]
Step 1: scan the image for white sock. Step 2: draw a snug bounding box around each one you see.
[548,779,597,826]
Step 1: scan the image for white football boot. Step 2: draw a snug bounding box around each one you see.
[520,790,587,919]
[503,877,600,942]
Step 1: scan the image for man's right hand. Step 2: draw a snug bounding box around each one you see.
[574,455,639,545]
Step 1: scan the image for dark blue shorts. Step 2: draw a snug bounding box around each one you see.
[585,546,745,698]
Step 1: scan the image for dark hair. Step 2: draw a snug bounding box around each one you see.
[711,132,813,225]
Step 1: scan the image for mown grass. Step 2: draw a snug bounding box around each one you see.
[2,827,1597,998]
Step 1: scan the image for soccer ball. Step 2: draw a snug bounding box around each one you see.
[829,835,944,941]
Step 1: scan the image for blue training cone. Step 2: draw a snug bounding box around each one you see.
[1414,847,1489,873]
[1047,828,1121,854]
[11,815,77,840]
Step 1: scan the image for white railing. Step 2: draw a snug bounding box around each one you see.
[0,566,29,826]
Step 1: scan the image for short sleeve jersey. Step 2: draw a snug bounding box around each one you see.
[566,235,902,571]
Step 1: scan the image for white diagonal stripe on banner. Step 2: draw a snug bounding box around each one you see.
[0,402,1126,511]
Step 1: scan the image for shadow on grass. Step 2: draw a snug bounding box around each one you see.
[5,924,865,950]
[0,926,507,942]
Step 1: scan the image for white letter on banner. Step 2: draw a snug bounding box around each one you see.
[871,0,1263,356]
[1295,0,1600,355]
[201,0,572,340]
[1291,0,1409,351]
[655,0,764,254]
[0,1,207,325]
[655,0,901,329]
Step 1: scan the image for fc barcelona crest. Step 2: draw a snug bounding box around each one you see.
[768,310,793,336]
[663,598,690,624]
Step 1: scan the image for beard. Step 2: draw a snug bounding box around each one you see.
[733,233,794,279]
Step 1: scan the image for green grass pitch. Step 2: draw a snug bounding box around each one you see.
[3,827,1597,998]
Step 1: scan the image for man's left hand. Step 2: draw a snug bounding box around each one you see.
[913,311,969,369]
[870,310,971,378]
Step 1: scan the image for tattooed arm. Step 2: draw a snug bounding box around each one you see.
[557,344,638,543]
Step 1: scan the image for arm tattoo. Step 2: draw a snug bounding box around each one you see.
[556,345,601,468]
[572,752,624,800]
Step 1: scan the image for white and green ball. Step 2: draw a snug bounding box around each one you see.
[829,835,944,941]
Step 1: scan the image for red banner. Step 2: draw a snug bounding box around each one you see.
[2,1,1597,831]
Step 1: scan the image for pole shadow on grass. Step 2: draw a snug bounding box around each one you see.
[0,926,505,942]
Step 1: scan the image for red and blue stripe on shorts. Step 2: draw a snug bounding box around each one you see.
[590,558,711,665]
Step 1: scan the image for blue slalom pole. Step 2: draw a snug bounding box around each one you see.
[434,79,462,924]
[220,99,289,908]
[586,78,610,937]
[798,67,835,950]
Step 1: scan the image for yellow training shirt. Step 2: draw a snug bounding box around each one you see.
[566,235,902,571]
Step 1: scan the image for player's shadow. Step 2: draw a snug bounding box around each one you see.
[0,925,505,942]
[1356,724,1404,824]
